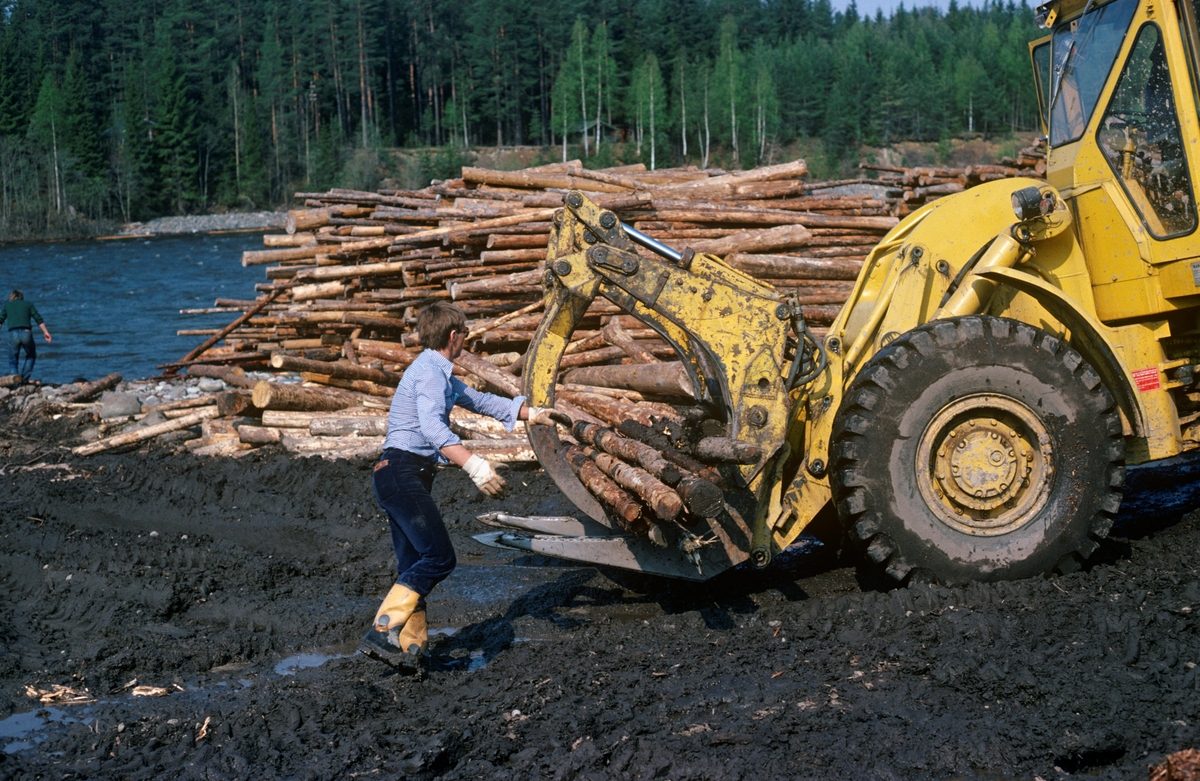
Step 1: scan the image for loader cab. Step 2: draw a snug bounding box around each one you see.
[1032,0,1200,323]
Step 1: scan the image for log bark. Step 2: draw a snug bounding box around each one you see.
[270,353,401,386]
[560,362,694,399]
[461,167,627,193]
[353,339,420,367]
[287,208,331,234]
[238,425,282,445]
[251,380,362,411]
[74,407,221,456]
[587,447,683,521]
[617,419,724,487]
[695,437,762,464]
[724,253,862,280]
[689,224,813,256]
[63,372,122,403]
[565,445,640,528]
[601,318,660,364]
[261,408,381,427]
[263,233,315,247]
[309,416,389,436]
[298,372,394,397]
[242,245,322,267]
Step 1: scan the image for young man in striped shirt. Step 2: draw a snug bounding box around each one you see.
[359,302,566,671]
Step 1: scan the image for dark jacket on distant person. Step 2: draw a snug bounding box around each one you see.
[0,300,45,330]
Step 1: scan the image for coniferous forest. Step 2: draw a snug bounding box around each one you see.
[0,0,1043,239]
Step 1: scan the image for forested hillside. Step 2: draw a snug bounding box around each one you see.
[0,0,1042,238]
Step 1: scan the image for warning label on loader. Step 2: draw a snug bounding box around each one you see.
[1132,367,1161,392]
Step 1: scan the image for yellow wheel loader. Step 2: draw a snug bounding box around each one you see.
[477,0,1200,584]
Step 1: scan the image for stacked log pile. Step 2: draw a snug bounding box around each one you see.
[860,141,1047,215]
[93,153,1044,526]
[143,158,903,465]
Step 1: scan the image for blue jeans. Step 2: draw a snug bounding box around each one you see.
[373,448,457,596]
[8,328,35,381]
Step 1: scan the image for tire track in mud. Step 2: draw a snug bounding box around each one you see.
[3,426,1200,778]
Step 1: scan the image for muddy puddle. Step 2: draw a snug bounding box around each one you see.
[3,411,1200,779]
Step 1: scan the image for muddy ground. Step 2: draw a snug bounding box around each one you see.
[3,398,1200,780]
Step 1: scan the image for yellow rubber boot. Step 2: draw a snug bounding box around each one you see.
[395,608,428,657]
[373,583,420,632]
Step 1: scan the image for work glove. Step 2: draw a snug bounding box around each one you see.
[463,454,508,498]
[527,406,572,427]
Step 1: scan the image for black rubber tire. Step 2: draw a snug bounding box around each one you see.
[830,316,1125,585]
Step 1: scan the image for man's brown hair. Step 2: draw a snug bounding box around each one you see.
[9,290,22,301]
[416,302,467,349]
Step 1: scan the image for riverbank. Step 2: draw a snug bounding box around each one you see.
[108,211,285,239]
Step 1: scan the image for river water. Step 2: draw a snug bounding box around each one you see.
[0,233,268,385]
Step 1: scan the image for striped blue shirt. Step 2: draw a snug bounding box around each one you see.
[384,348,525,463]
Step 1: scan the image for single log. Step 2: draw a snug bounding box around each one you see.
[560,361,694,399]
[281,431,384,452]
[486,233,552,250]
[564,165,643,190]
[251,380,362,411]
[449,269,544,300]
[478,248,547,263]
[63,372,122,403]
[617,419,724,487]
[261,408,382,427]
[461,167,627,193]
[238,425,282,445]
[73,407,221,456]
[216,391,255,417]
[558,391,676,430]
[353,339,420,367]
[286,208,331,234]
[294,258,406,282]
[574,422,724,518]
[559,343,672,369]
[695,437,762,464]
[689,224,813,256]
[461,438,537,463]
[587,447,682,521]
[270,353,401,386]
[263,233,315,247]
[601,318,660,364]
[565,445,640,528]
[724,253,862,280]
[449,407,526,440]
[185,364,258,389]
[299,372,394,397]
[292,281,347,301]
[310,416,389,436]
[242,245,322,267]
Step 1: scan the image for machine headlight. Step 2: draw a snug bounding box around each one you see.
[1012,186,1053,221]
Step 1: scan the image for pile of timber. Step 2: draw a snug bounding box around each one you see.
[144,154,1039,469]
[859,141,1047,215]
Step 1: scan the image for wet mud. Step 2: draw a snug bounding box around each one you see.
[3,406,1200,780]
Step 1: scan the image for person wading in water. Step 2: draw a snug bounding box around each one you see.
[0,290,51,384]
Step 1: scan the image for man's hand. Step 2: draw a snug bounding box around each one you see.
[463,454,508,498]
[527,407,571,427]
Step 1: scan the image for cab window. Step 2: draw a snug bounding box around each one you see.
[1049,0,1139,146]
[1097,24,1197,237]
[1032,39,1052,132]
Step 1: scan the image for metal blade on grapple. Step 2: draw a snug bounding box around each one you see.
[527,422,608,523]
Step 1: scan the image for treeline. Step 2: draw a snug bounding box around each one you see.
[0,0,1041,239]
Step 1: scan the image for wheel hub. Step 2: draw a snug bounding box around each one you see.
[916,393,1054,536]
